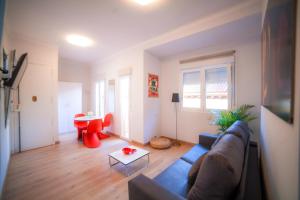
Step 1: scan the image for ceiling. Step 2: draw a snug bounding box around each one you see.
[7,0,249,64]
[147,14,262,58]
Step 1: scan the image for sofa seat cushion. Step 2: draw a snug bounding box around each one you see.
[188,134,245,200]
[154,159,192,198]
[181,144,209,164]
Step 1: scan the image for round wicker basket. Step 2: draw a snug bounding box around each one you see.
[150,136,172,149]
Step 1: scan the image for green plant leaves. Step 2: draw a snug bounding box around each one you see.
[212,104,256,132]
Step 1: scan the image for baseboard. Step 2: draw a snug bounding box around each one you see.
[159,135,195,146]
[108,132,119,138]
[107,133,148,146]
[18,143,56,153]
[131,140,149,147]
[133,136,193,147]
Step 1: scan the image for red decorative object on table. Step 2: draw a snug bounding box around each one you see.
[122,147,137,155]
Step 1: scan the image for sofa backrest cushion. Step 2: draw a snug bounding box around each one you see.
[226,121,250,146]
[188,134,244,200]
[233,120,249,131]
[211,133,225,149]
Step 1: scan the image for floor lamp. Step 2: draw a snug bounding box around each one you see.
[172,93,180,146]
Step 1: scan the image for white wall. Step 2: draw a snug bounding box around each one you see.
[91,50,161,144]
[259,1,300,200]
[58,57,91,113]
[0,15,10,198]
[0,89,10,198]
[143,51,161,143]
[91,48,144,143]
[90,2,261,144]
[160,40,261,144]
[58,82,82,134]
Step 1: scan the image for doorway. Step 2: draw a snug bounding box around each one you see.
[58,82,82,135]
[119,75,130,139]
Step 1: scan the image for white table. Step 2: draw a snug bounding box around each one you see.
[108,145,150,176]
[74,115,102,122]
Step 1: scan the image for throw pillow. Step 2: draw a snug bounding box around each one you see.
[187,153,207,190]
[188,134,244,200]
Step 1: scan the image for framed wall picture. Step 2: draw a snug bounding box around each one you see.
[261,0,297,123]
[148,73,159,97]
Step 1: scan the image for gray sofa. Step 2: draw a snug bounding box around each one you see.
[128,121,262,200]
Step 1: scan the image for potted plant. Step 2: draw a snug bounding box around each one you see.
[212,104,257,133]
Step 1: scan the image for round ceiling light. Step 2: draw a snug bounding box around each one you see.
[134,0,156,6]
[66,34,93,47]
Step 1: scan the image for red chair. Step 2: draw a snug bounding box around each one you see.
[74,113,88,140]
[103,113,113,128]
[82,119,101,148]
[99,113,113,139]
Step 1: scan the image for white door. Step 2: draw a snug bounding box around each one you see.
[58,82,82,134]
[119,75,130,139]
[20,64,55,151]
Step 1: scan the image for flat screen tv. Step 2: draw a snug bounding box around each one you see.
[4,53,28,89]
[0,0,5,48]
[261,0,297,123]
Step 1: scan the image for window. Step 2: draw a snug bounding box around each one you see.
[182,71,201,109]
[181,64,233,111]
[95,80,105,117]
[205,67,229,110]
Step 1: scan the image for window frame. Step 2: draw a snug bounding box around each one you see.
[180,62,234,112]
[180,68,203,112]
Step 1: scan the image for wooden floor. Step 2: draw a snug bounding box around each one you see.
[3,134,193,200]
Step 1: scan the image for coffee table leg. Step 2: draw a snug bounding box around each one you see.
[109,156,130,176]
[109,156,112,167]
[109,157,120,167]
[109,153,150,176]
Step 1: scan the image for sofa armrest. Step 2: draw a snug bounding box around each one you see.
[128,174,185,200]
[198,133,219,149]
[244,142,263,200]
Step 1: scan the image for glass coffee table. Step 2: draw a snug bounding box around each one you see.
[108,145,150,176]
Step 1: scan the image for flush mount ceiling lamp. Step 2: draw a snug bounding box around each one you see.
[66,34,93,47]
[134,0,156,6]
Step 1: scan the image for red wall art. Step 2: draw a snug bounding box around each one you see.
[148,73,159,97]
